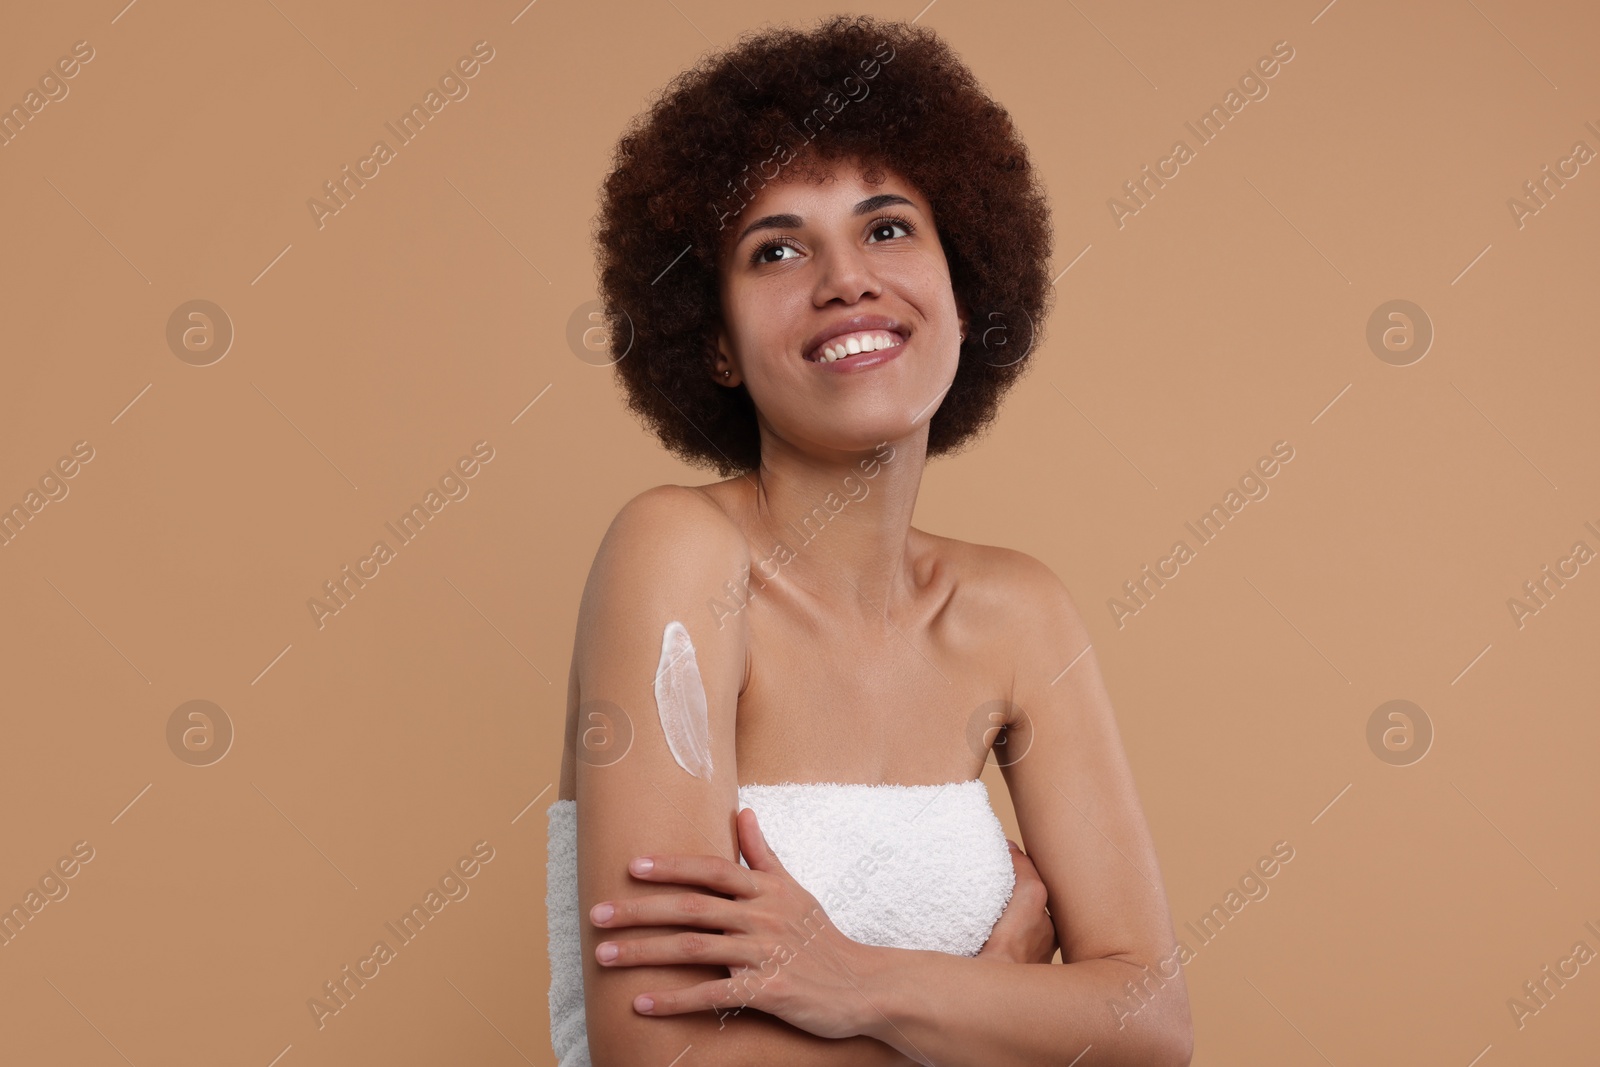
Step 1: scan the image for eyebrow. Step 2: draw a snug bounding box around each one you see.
[732,193,919,250]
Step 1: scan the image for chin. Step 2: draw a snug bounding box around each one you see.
[811,420,918,455]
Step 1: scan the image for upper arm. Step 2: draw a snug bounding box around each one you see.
[996,553,1184,975]
[573,486,753,1063]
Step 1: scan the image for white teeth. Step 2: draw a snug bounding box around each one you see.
[815,331,901,363]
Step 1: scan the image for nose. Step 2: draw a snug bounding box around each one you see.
[812,240,882,306]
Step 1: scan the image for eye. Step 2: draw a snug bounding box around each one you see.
[749,237,801,265]
[868,214,916,242]
[746,214,918,267]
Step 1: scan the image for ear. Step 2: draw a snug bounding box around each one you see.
[712,325,740,386]
[955,294,972,342]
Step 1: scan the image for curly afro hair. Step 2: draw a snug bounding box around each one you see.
[592,13,1054,477]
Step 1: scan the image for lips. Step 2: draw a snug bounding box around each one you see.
[802,314,909,363]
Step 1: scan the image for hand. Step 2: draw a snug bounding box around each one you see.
[589,806,880,1040]
[976,839,1058,965]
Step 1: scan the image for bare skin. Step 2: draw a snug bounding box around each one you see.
[559,154,1193,1066]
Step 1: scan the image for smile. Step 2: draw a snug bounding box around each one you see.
[803,330,907,370]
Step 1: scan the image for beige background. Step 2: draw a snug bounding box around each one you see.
[2,0,1597,1063]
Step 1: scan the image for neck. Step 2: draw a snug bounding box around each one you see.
[736,428,927,620]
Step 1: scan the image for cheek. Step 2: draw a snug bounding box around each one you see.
[895,259,959,317]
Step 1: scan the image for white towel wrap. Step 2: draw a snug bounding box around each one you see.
[545,779,1017,1066]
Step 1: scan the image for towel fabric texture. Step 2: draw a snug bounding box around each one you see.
[546,779,1017,1066]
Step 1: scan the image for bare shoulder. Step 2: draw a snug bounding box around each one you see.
[605,482,743,541]
[920,532,1089,653]
[590,483,748,578]
[560,485,753,801]
[574,483,752,681]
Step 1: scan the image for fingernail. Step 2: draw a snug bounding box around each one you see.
[597,942,618,963]
[631,857,654,874]
[591,902,614,923]
[634,995,654,1013]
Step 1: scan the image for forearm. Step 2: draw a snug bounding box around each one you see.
[593,1006,918,1067]
[716,1017,919,1067]
[854,947,1190,1067]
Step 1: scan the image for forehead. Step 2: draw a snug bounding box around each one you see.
[752,159,919,209]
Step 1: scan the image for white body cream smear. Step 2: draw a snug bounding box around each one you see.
[654,620,714,779]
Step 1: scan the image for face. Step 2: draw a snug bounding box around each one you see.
[714,157,968,460]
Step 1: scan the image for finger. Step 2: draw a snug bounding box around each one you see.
[1010,859,1047,900]
[1004,844,1036,883]
[1009,845,1044,881]
[596,930,758,969]
[736,807,786,875]
[632,852,762,896]
[592,891,745,932]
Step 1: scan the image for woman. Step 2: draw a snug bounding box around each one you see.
[547,14,1193,1066]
